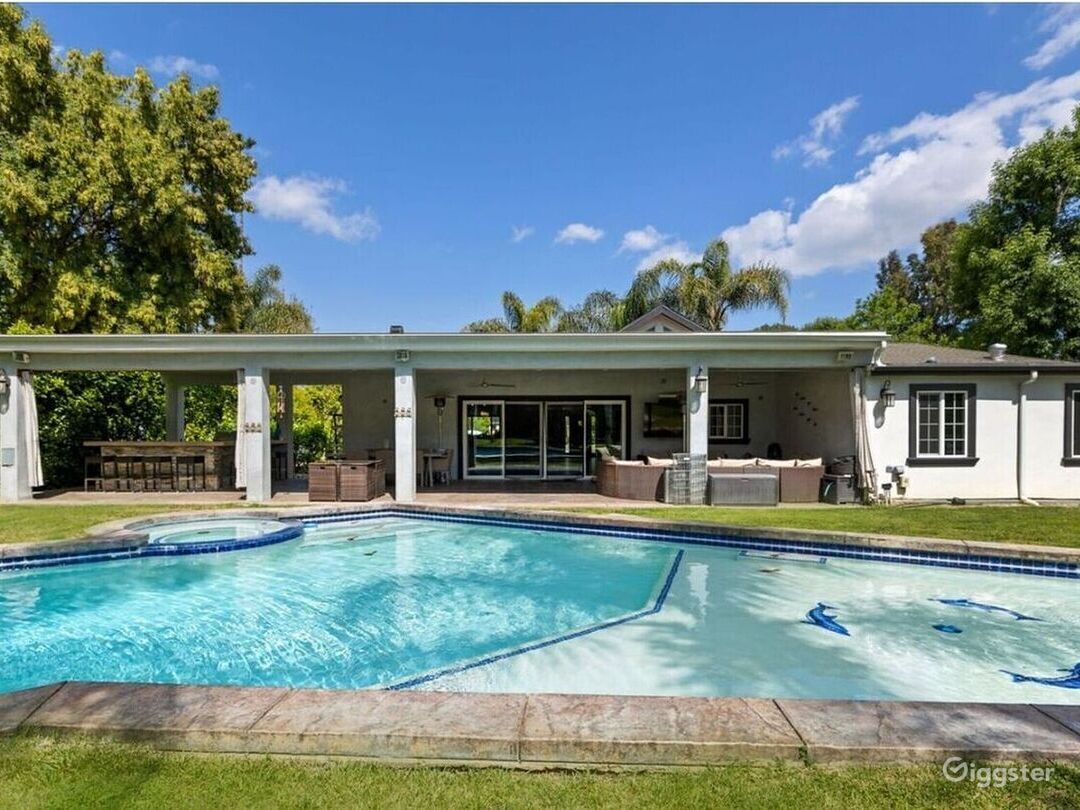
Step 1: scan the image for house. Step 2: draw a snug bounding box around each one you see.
[0,307,1077,503]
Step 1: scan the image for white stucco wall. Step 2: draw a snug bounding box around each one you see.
[338,368,855,479]
[864,372,1080,501]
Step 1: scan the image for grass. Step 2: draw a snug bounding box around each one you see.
[3,502,1080,549]
[0,503,251,544]
[0,735,1077,809]
[567,505,1080,549]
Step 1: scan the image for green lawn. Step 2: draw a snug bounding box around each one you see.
[568,505,1080,549]
[0,504,250,544]
[0,735,1076,809]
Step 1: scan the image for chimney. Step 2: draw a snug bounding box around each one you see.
[988,343,1007,361]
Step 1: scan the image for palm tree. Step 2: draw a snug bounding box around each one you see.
[556,289,624,332]
[463,291,563,333]
[623,239,790,330]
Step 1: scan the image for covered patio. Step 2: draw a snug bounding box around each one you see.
[0,330,886,504]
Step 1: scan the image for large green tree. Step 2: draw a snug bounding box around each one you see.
[624,239,789,330]
[0,4,256,334]
[952,107,1080,359]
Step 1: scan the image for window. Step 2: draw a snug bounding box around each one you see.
[709,399,748,443]
[908,384,977,466]
[1065,384,1080,465]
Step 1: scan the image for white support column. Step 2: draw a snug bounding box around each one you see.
[242,367,272,502]
[164,376,186,441]
[394,364,416,502]
[686,362,709,458]
[0,367,31,502]
[282,384,295,479]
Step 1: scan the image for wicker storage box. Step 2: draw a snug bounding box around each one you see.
[308,462,340,502]
[708,473,778,506]
[339,460,385,501]
[664,453,707,505]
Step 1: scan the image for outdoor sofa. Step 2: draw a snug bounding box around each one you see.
[596,456,825,503]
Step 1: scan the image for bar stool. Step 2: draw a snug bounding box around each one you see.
[107,455,140,492]
[176,455,207,491]
[143,455,175,492]
[84,454,104,492]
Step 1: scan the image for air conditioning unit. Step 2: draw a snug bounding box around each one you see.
[394,349,410,363]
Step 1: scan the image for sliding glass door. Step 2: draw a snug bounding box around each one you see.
[545,403,585,478]
[464,402,503,477]
[462,399,626,479]
[504,402,542,477]
[585,401,625,475]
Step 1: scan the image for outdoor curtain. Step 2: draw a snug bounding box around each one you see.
[849,367,878,501]
[20,371,43,488]
[234,369,247,489]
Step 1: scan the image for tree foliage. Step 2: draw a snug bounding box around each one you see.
[240,264,314,334]
[623,239,789,330]
[952,107,1080,359]
[0,4,256,334]
[465,238,789,333]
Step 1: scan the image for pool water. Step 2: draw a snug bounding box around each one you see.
[144,517,293,546]
[1,515,1078,703]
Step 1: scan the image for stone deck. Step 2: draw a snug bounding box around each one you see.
[3,682,1079,767]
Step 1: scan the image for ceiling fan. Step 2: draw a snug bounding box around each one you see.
[474,378,516,389]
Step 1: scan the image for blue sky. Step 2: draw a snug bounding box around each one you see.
[28,3,1080,331]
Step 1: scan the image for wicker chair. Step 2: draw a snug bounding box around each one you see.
[596,459,666,501]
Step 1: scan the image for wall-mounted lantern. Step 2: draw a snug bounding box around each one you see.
[692,367,708,395]
[0,369,8,397]
[881,380,896,408]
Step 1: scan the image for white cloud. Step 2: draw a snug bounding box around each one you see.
[775,96,860,167]
[149,55,219,80]
[1026,6,1080,70]
[633,240,698,272]
[555,222,604,244]
[724,72,1080,277]
[250,175,380,242]
[510,225,535,243]
[619,225,667,253]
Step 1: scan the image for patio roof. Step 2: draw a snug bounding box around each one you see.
[0,330,888,372]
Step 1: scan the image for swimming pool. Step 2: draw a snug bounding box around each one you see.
[1,512,1077,703]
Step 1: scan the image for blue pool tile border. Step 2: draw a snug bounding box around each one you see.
[305,508,1080,580]
[386,548,685,691]
[0,522,303,572]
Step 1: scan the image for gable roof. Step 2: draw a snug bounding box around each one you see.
[879,342,1080,372]
[619,305,705,333]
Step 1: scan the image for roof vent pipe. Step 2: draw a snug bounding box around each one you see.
[989,343,1007,361]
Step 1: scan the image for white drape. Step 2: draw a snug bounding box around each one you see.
[849,368,878,502]
[20,371,43,488]
[234,369,247,488]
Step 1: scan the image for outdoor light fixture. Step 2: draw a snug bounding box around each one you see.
[881,380,896,408]
[0,369,8,397]
[693,367,708,395]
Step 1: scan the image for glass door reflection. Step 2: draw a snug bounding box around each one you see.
[545,402,585,477]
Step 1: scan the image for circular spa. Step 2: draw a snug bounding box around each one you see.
[142,517,302,548]
[1,512,1077,704]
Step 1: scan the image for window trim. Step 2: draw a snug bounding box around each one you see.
[1064,384,1080,466]
[708,398,750,444]
[907,383,978,467]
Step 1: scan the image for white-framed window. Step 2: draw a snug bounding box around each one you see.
[708,400,747,442]
[1066,385,1080,461]
[909,384,976,464]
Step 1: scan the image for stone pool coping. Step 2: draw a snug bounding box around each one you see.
[2,681,1079,767]
[14,501,1078,568]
